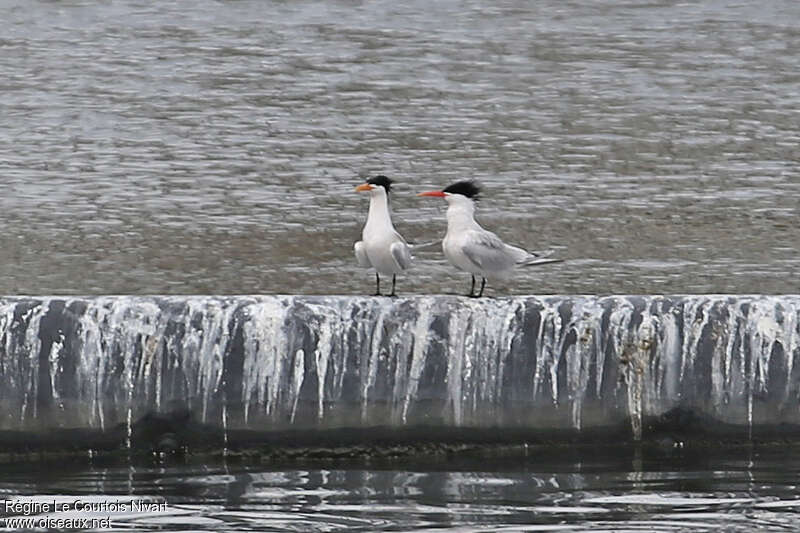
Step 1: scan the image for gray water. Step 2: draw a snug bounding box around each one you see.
[2,449,800,532]
[1,0,799,296]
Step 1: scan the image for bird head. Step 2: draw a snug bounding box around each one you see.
[355,175,393,196]
[418,180,481,206]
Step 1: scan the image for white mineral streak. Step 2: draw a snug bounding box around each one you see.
[0,296,798,437]
[0,301,19,429]
[445,301,468,426]
[0,302,46,426]
[241,297,290,423]
[562,298,604,430]
[184,297,236,423]
[438,298,522,425]
[681,296,711,387]
[710,298,738,416]
[77,297,165,433]
[656,307,682,406]
[401,299,433,424]
[301,301,335,421]
[290,348,305,424]
[534,298,564,402]
[626,303,654,441]
[47,329,65,410]
[362,301,386,423]
[24,305,46,424]
[745,297,800,427]
[781,300,799,405]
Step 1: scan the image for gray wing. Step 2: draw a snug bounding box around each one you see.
[354,241,371,267]
[390,240,412,271]
[519,257,564,267]
[515,247,555,265]
[461,230,516,273]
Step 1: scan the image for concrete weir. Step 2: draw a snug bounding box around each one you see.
[1,295,799,451]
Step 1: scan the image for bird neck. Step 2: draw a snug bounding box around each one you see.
[446,199,480,231]
[366,190,394,231]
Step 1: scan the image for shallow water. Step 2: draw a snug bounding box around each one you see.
[1,0,798,296]
[2,448,800,532]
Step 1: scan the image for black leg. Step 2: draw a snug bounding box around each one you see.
[466,275,476,297]
[389,274,397,297]
[477,277,486,298]
[373,273,381,296]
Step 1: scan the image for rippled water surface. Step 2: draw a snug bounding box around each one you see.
[1,0,798,295]
[2,449,800,532]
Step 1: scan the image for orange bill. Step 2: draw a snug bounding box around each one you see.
[417,190,446,197]
[355,183,374,192]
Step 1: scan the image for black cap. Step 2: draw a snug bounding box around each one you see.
[367,175,393,192]
[443,180,481,199]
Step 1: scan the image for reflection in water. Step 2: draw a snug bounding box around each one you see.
[2,448,800,531]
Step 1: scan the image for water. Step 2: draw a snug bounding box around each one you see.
[2,448,800,532]
[1,0,798,296]
[2,1,800,530]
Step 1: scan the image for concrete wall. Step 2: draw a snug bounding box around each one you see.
[1,295,798,441]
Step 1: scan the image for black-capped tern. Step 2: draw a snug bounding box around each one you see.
[354,175,412,297]
[419,180,561,297]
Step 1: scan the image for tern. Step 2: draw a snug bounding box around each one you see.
[354,175,412,297]
[418,180,561,297]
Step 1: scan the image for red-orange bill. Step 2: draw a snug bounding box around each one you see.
[417,191,446,197]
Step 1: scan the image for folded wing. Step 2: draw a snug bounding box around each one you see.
[354,241,371,267]
[461,230,517,273]
[390,240,412,271]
